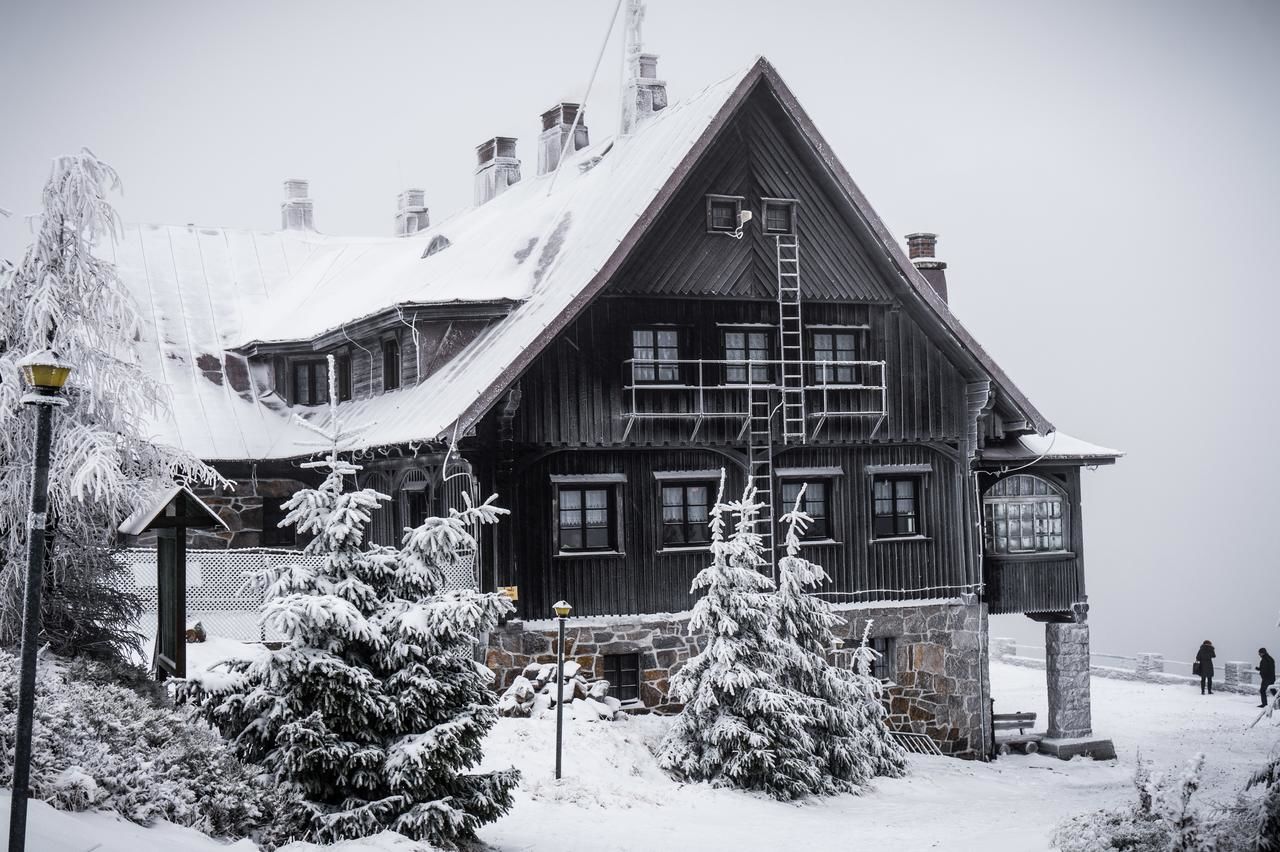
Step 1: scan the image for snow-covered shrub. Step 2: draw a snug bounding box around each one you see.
[0,150,223,665]
[0,650,295,843]
[178,401,519,848]
[773,491,907,791]
[658,478,825,800]
[498,660,623,721]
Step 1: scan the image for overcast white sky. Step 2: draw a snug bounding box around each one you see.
[2,0,1278,668]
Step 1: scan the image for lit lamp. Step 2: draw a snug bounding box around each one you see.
[553,600,572,780]
[8,349,72,852]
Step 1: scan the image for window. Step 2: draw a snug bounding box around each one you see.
[260,496,293,547]
[335,354,352,402]
[661,482,712,547]
[706,194,744,233]
[780,480,831,540]
[273,358,288,398]
[983,474,1067,554]
[762,198,797,235]
[632,328,680,384]
[604,653,641,703]
[723,329,771,384]
[557,487,616,552]
[873,476,920,538]
[812,331,863,385]
[291,360,329,406]
[867,637,895,681]
[382,338,401,391]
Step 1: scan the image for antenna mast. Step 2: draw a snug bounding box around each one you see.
[619,0,645,136]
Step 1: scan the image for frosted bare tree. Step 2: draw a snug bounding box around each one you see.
[0,149,222,664]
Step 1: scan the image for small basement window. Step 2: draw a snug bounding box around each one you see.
[762,198,798,235]
[706,194,744,233]
[291,360,329,406]
[868,636,895,681]
[604,652,641,703]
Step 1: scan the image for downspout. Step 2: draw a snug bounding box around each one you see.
[963,380,993,759]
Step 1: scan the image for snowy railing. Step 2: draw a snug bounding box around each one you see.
[991,638,1265,695]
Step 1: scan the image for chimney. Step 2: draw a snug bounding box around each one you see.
[281,179,314,231]
[906,232,949,303]
[395,189,429,237]
[621,52,668,135]
[537,103,589,176]
[474,137,521,205]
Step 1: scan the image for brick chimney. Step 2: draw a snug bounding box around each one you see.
[474,137,521,205]
[537,103,589,176]
[281,179,314,230]
[621,53,668,135]
[906,232,948,303]
[395,189,429,237]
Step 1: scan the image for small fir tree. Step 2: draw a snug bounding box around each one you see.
[178,373,518,846]
[658,475,823,800]
[0,150,221,663]
[774,485,907,792]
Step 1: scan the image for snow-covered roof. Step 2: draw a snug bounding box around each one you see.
[118,485,227,536]
[979,431,1124,465]
[113,56,1063,462]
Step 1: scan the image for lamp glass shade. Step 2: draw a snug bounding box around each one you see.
[18,351,72,391]
[552,600,572,618]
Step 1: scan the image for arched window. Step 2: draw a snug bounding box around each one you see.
[983,474,1067,555]
[397,468,433,532]
[382,338,401,392]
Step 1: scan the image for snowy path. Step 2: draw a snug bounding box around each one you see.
[476,661,1278,852]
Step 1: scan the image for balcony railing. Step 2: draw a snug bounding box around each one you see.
[621,357,887,440]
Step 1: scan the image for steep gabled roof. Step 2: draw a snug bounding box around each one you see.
[117,57,1054,461]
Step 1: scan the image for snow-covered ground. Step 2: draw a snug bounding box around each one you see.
[3,658,1275,851]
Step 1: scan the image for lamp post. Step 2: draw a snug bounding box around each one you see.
[552,599,572,780]
[8,350,71,852]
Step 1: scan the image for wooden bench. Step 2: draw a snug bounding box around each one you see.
[992,711,1041,756]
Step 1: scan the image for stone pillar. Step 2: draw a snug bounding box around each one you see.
[991,637,1016,660]
[1045,620,1093,739]
[1135,652,1164,677]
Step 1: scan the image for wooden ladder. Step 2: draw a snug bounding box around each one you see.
[776,233,806,444]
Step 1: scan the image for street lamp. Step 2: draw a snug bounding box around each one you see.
[8,350,71,852]
[553,599,572,780]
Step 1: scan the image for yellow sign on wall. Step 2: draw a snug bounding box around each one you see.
[498,585,519,602]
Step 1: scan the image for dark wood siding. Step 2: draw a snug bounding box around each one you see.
[509,444,969,618]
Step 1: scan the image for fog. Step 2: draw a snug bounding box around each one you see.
[2,0,1277,667]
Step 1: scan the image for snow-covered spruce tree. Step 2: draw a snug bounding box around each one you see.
[0,150,221,663]
[178,380,518,847]
[773,487,907,792]
[658,476,824,800]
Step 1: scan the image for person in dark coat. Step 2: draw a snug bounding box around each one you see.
[1258,648,1276,708]
[1195,640,1216,694]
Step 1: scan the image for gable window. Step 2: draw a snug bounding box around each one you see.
[762,198,798,235]
[872,476,921,539]
[335,354,352,402]
[292,360,329,406]
[983,474,1067,554]
[706,194,744,233]
[661,482,713,547]
[723,329,771,384]
[812,331,863,385]
[604,652,641,703]
[632,328,680,384]
[382,338,401,392]
[867,636,895,681]
[260,496,293,548]
[780,479,831,540]
[556,485,617,553]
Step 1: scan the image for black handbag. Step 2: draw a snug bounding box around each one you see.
[1192,661,1201,676]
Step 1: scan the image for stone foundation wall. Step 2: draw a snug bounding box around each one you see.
[485,600,991,758]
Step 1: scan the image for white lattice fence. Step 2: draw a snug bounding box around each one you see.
[114,546,480,643]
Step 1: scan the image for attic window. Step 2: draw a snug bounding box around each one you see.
[706,195,744,233]
[382,339,401,392]
[422,235,451,258]
[762,199,798,235]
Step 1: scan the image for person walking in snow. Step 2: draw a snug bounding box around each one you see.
[1195,640,1216,695]
[1258,647,1276,708]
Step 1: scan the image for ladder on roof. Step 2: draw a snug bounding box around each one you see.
[746,383,777,576]
[776,233,806,444]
